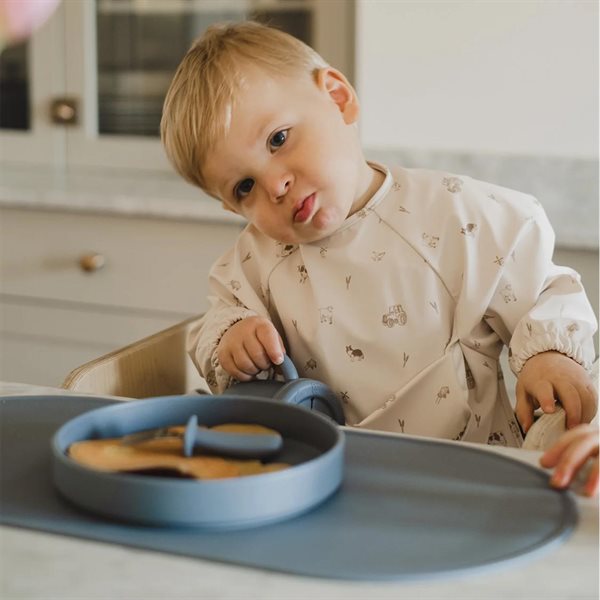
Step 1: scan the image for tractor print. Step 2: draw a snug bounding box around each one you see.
[382,304,407,327]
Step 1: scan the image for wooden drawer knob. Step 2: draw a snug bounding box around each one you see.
[79,253,106,272]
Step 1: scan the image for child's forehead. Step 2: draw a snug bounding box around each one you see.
[236,64,315,100]
[228,70,311,133]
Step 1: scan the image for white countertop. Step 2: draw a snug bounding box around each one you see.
[1,159,597,249]
[1,381,598,600]
[0,163,245,225]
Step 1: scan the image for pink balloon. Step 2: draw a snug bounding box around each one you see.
[0,0,61,44]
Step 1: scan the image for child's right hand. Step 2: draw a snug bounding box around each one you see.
[217,316,286,382]
[539,424,599,497]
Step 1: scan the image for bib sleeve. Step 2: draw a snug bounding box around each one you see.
[186,234,276,393]
[472,189,597,374]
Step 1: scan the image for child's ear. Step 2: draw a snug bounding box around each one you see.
[316,68,359,125]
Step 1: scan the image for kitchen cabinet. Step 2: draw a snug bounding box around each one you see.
[0,0,355,171]
[0,206,241,386]
[0,0,352,385]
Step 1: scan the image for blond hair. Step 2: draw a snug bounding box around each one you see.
[160,21,328,191]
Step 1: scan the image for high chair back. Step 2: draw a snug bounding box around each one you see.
[61,315,206,398]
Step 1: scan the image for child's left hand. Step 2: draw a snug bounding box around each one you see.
[516,351,598,433]
[539,424,599,497]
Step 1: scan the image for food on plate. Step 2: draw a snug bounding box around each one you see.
[68,422,289,479]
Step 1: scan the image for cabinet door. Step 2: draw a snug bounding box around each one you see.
[0,207,242,314]
[0,300,182,386]
[0,207,242,386]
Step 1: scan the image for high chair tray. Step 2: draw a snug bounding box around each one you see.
[0,395,576,581]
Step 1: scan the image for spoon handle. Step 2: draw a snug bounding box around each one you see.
[278,354,299,380]
[183,415,283,459]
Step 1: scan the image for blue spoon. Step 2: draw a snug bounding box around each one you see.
[121,415,283,459]
[182,415,283,459]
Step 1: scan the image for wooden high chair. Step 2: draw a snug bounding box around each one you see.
[61,315,207,399]
[62,317,598,451]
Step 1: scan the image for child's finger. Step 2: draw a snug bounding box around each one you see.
[255,321,285,365]
[553,381,581,429]
[586,382,599,405]
[242,335,273,371]
[583,459,599,497]
[576,381,599,422]
[515,381,535,433]
[219,351,254,381]
[540,425,590,467]
[530,380,556,414]
[233,351,262,376]
[549,433,598,489]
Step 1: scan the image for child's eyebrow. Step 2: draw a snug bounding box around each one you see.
[251,119,275,145]
[205,159,243,198]
[202,168,233,200]
[211,175,234,200]
[251,108,285,143]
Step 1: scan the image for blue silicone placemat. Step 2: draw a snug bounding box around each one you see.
[0,395,576,581]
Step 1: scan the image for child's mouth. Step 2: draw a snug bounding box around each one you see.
[294,193,316,223]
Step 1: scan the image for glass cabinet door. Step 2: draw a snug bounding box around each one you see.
[62,0,354,172]
[0,42,30,131]
[95,0,324,138]
[0,0,353,172]
[0,5,66,167]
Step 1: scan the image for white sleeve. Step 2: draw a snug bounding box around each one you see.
[483,203,597,374]
[186,241,273,393]
[186,297,257,393]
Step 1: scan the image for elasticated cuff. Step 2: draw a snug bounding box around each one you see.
[508,331,593,375]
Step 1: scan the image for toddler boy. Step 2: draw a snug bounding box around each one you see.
[161,22,597,446]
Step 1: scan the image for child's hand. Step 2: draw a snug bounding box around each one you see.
[217,316,285,381]
[539,424,599,497]
[516,351,597,433]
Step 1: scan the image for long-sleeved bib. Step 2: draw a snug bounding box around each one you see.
[188,163,597,446]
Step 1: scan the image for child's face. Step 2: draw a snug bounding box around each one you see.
[202,66,371,244]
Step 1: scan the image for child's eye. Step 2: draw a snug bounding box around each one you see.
[269,129,288,150]
[234,178,254,200]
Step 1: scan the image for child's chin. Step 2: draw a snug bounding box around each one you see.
[312,208,340,234]
[280,230,329,245]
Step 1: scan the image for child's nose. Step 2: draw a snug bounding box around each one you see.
[265,171,293,202]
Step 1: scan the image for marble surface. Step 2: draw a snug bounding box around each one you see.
[1,151,597,248]
[0,163,244,225]
[0,382,598,599]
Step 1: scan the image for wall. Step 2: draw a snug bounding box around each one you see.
[355,1,598,253]
[355,0,597,158]
[355,1,598,347]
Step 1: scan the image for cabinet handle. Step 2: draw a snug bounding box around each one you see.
[79,253,106,273]
[50,97,79,125]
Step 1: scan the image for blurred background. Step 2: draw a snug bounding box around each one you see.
[0,0,597,387]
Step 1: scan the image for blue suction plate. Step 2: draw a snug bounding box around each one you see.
[52,394,344,530]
